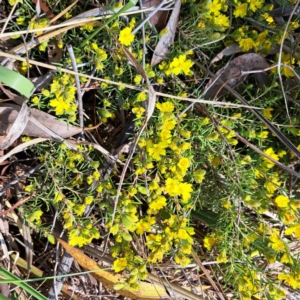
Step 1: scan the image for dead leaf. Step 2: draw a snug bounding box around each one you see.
[56,237,170,300]
[0,104,82,139]
[143,0,169,31]
[151,0,181,66]
[47,42,62,64]
[0,138,48,164]
[204,53,269,99]
[211,43,241,65]
[0,102,30,150]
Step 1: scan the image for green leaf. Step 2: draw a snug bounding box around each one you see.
[47,233,56,244]
[121,231,132,242]
[0,294,10,300]
[0,267,48,300]
[11,34,21,39]
[0,66,34,99]
[137,185,147,195]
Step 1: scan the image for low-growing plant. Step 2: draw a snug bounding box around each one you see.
[2,0,300,298]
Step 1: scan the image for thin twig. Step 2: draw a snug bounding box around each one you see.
[195,61,300,160]
[0,195,32,216]
[0,0,18,36]
[0,51,260,110]
[277,0,300,121]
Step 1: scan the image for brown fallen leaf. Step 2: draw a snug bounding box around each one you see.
[151,0,181,66]
[0,103,82,139]
[47,41,63,65]
[56,237,170,300]
[143,0,169,31]
[204,53,269,99]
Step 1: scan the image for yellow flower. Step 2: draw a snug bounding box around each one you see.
[214,14,230,28]
[278,273,297,289]
[239,38,254,51]
[278,150,286,158]
[135,219,151,235]
[203,234,216,250]
[174,253,190,266]
[249,0,263,12]
[24,184,35,192]
[54,191,64,202]
[161,119,176,131]
[222,200,231,209]
[179,182,193,203]
[262,147,279,168]
[169,55,194,76]
[180,142,191,151]
[208,0,222,15]
[16,16,25,25]
[156,101,174,112]
[193,169,206,183]
[136,92,147,102]
[113,258,128,272]
[69,235,86,247]
[84,196,94,205]
[280,253,293,264]
[149,195,167,211]
[65,12,72,19]
[114,66,124,76]
[132,106,145,118]
[118,27,135,46]
[32,96,39,105]
[27,210,43,224]
[197,22,206,28]
[216,249,227,263]
[285,224,300,238]
[269,229,285,252]
[129,17,136,29]
[134,74,142,85]
[274,195,290,208]
[257,131,269,139]
[177,157,190,171]
[74,204,86,216]
[262,108,273,119]
[165,178,181,196]
[96,48,108,61]
[233,3,248,18]
[148,142,167,160]
[157,77,164,84]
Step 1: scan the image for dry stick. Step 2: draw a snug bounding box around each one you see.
[132,0,169,34]
[191,250,226,300]
[240,63,300,83]
[0,195,32,216]
[67,44,84,133]
[228,127,300,179]
[0,7,154,38]
[277,0,300,121]
[103,120,148,254]
[180,59,233,117]
[193,81,300,179]
[194,61,300,161]
[0,51,259,109]
[0,0,18,36]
